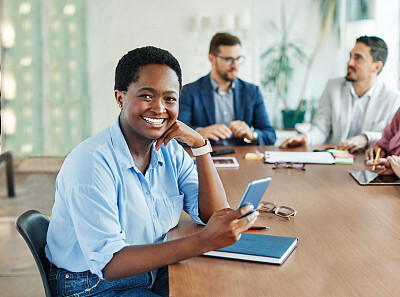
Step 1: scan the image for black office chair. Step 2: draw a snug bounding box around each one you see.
[15,210,52,297]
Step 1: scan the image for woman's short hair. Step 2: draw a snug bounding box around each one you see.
[114,46,182,92]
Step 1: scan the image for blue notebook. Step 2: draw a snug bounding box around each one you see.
[203,233,298,264]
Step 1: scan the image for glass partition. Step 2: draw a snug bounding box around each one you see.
[1,0,91,156]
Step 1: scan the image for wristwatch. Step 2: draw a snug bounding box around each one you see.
[244,130,259,144]
[191,139,213,157]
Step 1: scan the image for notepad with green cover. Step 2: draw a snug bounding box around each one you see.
[203,233,298,264]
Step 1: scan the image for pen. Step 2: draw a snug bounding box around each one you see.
[372,148,381,171]
[249,226,270,230]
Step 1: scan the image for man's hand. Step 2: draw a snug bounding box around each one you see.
[279,134,307,148]
[229,120,252,139]
[337,135,368,153]
[198,125,232,141]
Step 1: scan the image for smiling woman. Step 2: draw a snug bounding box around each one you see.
[116,64,180,152]
[44,46,259,297]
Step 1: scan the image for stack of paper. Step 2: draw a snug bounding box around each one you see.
[326,149,355,165]
[264,151,335,164]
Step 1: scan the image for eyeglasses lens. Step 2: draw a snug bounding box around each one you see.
[259,202,297,219]
[235,56,244,64]
[291,163,305,169]
[259,202,276,212]
[217,55,245,65]
[275,206,297,218]
[273,162,305,170]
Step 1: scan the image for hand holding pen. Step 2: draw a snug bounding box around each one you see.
[370,158,394,175]
[249,226,269,230]
[372,148,381,171]
[366,147,389,173]
[366,148,395,175]
[365,145,386,162]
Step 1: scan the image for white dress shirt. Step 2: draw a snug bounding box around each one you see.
[347,82,376,138]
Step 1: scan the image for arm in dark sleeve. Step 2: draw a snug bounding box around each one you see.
[252,87,276,145]
[178,85,202,131]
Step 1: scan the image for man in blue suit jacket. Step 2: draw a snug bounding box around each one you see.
[178,33,276,146]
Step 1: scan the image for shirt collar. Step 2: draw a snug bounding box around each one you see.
[110,118,164,170]
[148,144,164,170]
[349,80,377,100]
[209,73,235,93]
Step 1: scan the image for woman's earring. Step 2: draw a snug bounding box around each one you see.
[118,103,122,108]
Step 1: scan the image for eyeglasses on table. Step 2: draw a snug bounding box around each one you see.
[272,162,306,170]
[257,201,297,219]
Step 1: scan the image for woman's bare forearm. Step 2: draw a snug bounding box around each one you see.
[195,153,229,222]
[103,232,206,282]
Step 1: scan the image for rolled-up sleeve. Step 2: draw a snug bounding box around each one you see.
[65,184,129,278]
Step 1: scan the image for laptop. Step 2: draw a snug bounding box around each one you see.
[349,170,400,185]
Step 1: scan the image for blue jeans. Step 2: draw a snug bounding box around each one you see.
[48,264,169,296]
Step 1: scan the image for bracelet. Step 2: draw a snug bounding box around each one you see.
[191,139,212,157]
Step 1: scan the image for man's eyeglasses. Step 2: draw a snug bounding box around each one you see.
[215,55,245,65]
[272,162,306,170]
[257,201,297,219]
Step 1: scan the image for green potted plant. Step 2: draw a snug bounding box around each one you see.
[260,6,307,129]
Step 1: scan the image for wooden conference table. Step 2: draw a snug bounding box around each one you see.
[168,145,400,297]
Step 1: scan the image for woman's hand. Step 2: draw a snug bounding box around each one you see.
[154,120,205,151]
[367,158,394,175]
[388,156,400,178]
[365,145,386,162]
[197,205,259,253]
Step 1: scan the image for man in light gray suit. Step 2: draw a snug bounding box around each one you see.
[280,36,400,152]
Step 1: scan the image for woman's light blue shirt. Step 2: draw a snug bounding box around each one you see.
[45,118,203,278]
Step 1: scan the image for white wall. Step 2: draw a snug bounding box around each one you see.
[254,0,345,126]
[374,0,399,89]
[87,0,259,134]
[87,0,399,133]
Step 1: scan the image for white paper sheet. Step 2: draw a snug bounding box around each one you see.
[264,151,335,164]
